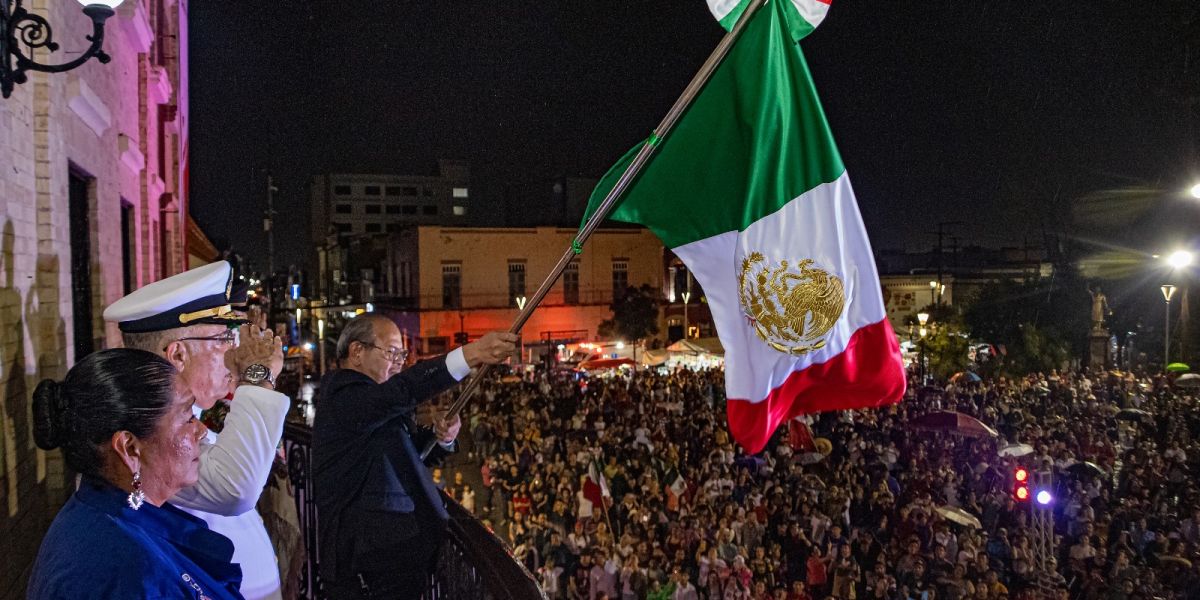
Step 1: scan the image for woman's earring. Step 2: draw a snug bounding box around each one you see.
[127,471,145,510]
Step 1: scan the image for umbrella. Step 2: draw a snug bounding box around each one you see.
[998,443,1034,458]
[1065,461,1106,478]
[1177,374,1200,389]
[950,371,982,383]
[796,452,826,465]
[1158,556,1192,568]
[936,506,983,529]
[910,411,999,439]
[1166,363,1191,373]
[1115,408,1152,422]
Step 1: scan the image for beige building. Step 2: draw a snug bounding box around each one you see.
[0,1,191,595]
[319,226,666,355]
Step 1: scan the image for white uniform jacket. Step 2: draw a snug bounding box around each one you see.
[174,385,290,600]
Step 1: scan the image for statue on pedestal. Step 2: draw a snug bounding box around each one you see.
[1089,286,1111,333]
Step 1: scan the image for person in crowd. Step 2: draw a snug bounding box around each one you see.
[104,261,288,600]
[27,349,242,599]
[312,313,516,598]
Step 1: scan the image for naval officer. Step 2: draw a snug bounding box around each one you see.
[104,261,289,600]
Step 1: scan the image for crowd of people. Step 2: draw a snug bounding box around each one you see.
[435,365,1200,600]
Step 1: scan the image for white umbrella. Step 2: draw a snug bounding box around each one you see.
[936,506,983,529]
[1177,374,1200,389]
[998,443,1034,458]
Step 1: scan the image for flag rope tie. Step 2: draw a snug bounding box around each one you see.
[572,240,583,255]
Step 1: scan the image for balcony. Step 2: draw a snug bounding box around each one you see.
[281,422,546,599]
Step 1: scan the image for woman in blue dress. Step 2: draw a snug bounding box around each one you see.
[27,348,244,599]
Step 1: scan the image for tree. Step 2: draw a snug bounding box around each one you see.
[922,323,970,379]
[598,284,661,341]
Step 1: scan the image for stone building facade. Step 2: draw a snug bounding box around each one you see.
[0,1,190,596]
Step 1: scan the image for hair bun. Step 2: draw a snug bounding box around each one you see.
[32,379,66,450]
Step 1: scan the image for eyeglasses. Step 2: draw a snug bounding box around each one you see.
[165,331,238,350]
[363,342,408,364]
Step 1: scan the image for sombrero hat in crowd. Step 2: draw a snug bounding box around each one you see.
[814,438,833,456]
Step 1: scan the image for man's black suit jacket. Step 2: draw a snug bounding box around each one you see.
[312,358,460,582]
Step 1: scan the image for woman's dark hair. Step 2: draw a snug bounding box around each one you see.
[32,348,177,477]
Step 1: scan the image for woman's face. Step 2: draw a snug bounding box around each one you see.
[137,376,207,502]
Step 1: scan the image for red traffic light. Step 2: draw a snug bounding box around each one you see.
[1014,468,1028,483]
[1015,486,1030,501]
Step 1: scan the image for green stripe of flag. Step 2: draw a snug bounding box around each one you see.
[583,0,843,249]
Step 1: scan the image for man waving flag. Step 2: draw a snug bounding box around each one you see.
[583,0,905,453]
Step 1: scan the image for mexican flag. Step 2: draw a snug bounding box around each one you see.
[583,0,905,453]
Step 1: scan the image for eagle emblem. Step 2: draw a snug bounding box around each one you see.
[737,252,846,355]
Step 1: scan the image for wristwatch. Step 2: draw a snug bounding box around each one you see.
[241,364,274,388]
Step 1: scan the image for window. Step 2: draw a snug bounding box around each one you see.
[402,205,417,215]
[385,205,401,215]
[69,169,94,359]
[365,223,382,233]
[563,261,579,305]
[335,223,352,234]
[365,204,382,214]
[385,186,402,196]
[334,185,351,195]
[120,200,135,295]
[335,204,352,214]
[612,260,629,302]
[364,185,382,196]
[452,205,467,216]
[402,186,418,196]
[386,223,403,233]
[422,205,438,216]
[508,262,526,307]
[442,263,461,308]
[453,187,469,198]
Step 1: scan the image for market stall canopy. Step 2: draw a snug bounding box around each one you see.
[665,338,725,356]
[910,411,999,439]
[579,357,637,370]
[639,349,669,367]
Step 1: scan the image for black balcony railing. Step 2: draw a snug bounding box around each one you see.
[282,421,546,600]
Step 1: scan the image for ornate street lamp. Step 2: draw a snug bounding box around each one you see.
[1162,284,1176,368]
[1,0,123,98]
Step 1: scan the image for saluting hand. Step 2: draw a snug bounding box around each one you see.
[462,331,519,368]
[225,324,284,386]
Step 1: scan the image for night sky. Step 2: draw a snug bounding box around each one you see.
[189,2,1200,273]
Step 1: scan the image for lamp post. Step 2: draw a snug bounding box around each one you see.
[318,318,326,375]
[917,312,930,383]
[930,281,937,307]
[1162,285,1176,368]
[681,291,691,340]
[1190,182,1200,200]
[1,0,123,98]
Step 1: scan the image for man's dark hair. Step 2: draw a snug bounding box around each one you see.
[336,313,395,360]
[32,349,177,478]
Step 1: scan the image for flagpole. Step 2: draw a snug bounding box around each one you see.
[421,0,769,461]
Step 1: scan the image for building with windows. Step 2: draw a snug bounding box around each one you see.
[0,1,192,595]
[308,160,473,243]
[316,226,665,356]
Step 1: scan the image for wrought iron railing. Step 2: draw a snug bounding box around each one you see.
[281,421,546,600]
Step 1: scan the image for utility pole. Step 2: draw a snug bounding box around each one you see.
[927,221,963,307]
[265,174,279,279]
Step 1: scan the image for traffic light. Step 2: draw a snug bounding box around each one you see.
[1014,467,1029,502]
[454,332,469,345]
